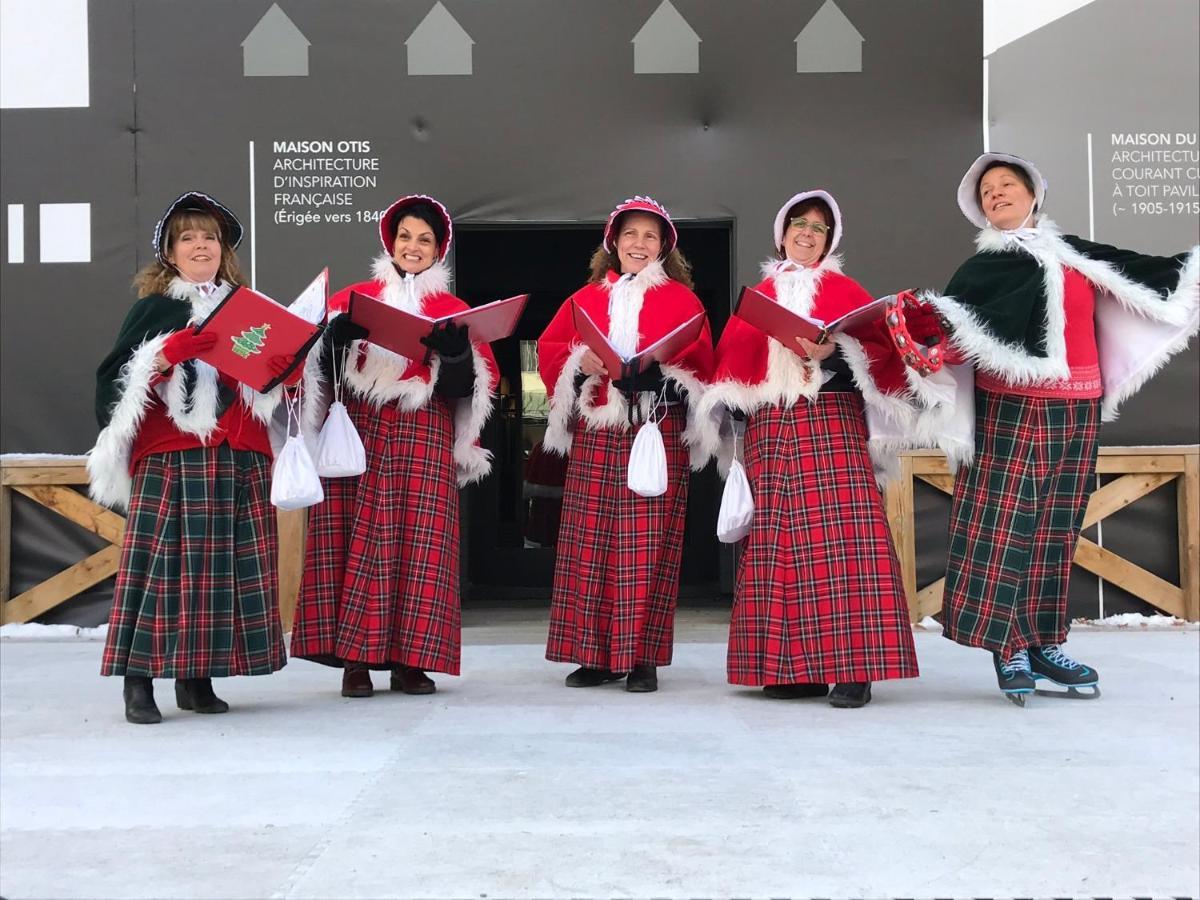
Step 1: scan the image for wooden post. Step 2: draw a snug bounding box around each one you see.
[276,508,307,632]
[888,454,918,622]
[1180,452,1199,621]
[0,481,11,605]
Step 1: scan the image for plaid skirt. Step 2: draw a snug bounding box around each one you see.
[546,406,689,671]
[100,446,286,678]
[290,394,462,673]
[727,394,918,685]
[942,389,1100,658]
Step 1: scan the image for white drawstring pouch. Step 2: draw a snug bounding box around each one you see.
[314,346,366,477]
[627,387,669,498]
[271,390,325,510]
[716,420,754,543]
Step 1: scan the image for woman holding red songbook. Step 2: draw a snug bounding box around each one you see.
[537,196,714,693]
[695,190,934,708]
[290,194,498,698]
[90,192,302,724]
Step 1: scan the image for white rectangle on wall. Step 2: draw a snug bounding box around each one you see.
[7,204,24,263]
[0,0,90,108]
[39,203,91,263]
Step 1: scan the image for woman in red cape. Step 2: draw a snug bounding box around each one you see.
[291,195,498,697]
[537,196,713,693]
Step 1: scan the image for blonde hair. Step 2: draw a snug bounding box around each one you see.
[132,210,245,298]
[587,246,694,289]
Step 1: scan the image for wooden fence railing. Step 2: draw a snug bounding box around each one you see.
[883,446,1199,623]
[3,447,1198,627]
[1,455,306,629]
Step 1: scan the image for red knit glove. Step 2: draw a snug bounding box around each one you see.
[904,302,947,348]
[269,354,305,387]
[161,329,217,366]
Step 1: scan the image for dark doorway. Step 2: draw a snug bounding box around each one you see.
[454,222,734,604]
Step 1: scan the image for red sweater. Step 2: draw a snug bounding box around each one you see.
[966,268,1103,399]
[129,372,272,470]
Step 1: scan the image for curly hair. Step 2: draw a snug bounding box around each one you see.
[132,210,245,298]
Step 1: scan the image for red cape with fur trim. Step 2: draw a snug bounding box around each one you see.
[714,272,907,396]
[540,272,712,407]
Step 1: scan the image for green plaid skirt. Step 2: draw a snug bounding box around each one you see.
[100,446,287,678]
[942,389,1100,658]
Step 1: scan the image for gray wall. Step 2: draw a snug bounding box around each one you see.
[2,0,1195,621]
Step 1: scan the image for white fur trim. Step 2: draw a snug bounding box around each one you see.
[87,335,168,510]
[943,220,1198,408]
[662,363,710,471]
[452,347,496,486]
[338,256,453,408]
[370,254,450,306]
[543,343,587,455]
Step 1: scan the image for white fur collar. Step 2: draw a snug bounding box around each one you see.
[759,253,843,318]
[165,277,234,323]
[974,215,1064,255]
[601,259,669,293]
[370,255,451,313]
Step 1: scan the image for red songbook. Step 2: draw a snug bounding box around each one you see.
[347,292,529,360]
[735,286,887,347]
[571,301,705,378]
[193,269,328,392]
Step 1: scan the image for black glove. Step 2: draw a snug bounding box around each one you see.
[420,321,471,361]
[326,314,370,350]
[612,361,666,394]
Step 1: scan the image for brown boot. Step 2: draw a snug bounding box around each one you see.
[341,664,374,698]
[390,666,436,695]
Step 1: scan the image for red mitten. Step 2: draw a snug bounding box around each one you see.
[905,301,946,347]
[161,329,217,366]
[269,354,305,387]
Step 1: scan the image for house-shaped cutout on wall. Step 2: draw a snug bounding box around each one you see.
[795,0,863,73]
[242,3,310,77]
[632,0,700,74]
[407,2,474,76]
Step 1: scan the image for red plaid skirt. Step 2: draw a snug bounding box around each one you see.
[290,395,462,673]
[101,447,286,678]
[727,394,918,685]
[546,406,689,671]
[942,389,1100,657]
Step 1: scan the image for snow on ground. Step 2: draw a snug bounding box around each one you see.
[1,622,1197,899]
[0,623,109,641]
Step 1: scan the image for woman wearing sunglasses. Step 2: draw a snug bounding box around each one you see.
[697,190,935,708]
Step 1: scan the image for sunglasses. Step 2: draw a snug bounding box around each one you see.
[788,217,830,236]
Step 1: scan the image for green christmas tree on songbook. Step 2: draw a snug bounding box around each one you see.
[231,323,271,359]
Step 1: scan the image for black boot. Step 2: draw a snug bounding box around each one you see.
[828,682,872,708]
[564,666,623,688]
[763,683,829,700]
[625,664,658,693]
[175,678,230,714]
[123,676,162,725]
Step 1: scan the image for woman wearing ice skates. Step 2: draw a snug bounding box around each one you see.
[924,152,1198,704]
